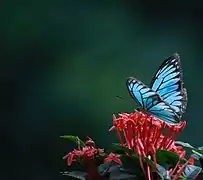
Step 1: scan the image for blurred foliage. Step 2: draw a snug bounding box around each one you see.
[1,0,203,179]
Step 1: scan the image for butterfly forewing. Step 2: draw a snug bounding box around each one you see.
[127,77,158,108]
[150,53,187,118]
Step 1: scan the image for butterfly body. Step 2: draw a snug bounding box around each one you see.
[126,53,187,124]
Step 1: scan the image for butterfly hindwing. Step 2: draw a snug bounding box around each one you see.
[126,77,180,123]
[150,53,187,118]
[147,96,180,124]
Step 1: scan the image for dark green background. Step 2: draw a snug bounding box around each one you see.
[1,1,203,179]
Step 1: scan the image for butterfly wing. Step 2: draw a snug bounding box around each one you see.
[127,77,157,108]
[127,77,180,124]
[150,53,187,118]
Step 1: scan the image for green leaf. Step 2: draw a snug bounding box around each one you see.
[197,146,203,150]
[156,164,171,180]
[120,155,144,178]
[98,160,139,179]
[182,165,202,179]
[175,141,203,158]
[61,171,86,180]
[175,141,194,149]
[98,161,120,175]
[192,150,203,158]
[110,171,137,180]
[143,156,156,169]
[193,148,203,155]
[60,135,85,147]
[121,155,140,169]
[156,150,180,167]
[111,143,133,155]
[111,144,158,174]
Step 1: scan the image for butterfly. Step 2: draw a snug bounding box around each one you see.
[126,53,187,124]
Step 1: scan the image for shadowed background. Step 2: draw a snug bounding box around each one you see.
[1,0,203,179]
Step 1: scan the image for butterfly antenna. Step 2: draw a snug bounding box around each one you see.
[116,95,124,100]
[115,95,141,110]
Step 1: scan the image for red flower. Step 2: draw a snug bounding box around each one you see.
[63,137,105,166]
[63,137,122,180]
[104,152,122,165]
[110,111,191,179]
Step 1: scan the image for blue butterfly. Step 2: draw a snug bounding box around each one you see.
[126,53,187,124]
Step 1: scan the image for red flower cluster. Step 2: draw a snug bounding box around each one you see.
[63,137,122,180]
[104,152,122,165]
[110,111,193,180]
[63,137,121,166]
